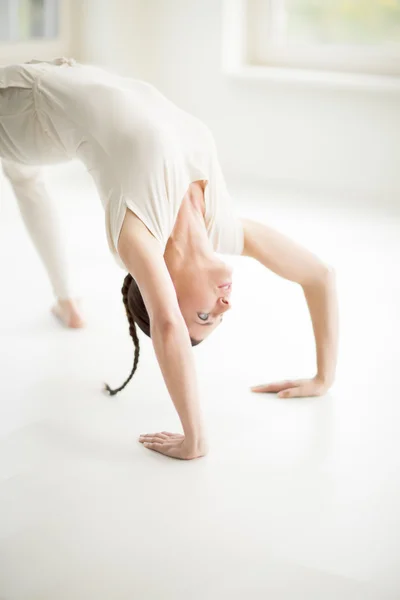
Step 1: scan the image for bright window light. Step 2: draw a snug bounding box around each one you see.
[247,0,400,76]
[0,0,59,42]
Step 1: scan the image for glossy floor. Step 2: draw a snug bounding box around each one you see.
[1,165,399,599]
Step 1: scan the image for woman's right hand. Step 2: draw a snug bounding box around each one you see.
[138,431,208,460]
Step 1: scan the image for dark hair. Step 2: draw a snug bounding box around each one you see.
[104,273,201,396]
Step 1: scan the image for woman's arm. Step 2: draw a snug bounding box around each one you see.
[118,209,207,458]
[241,218,338,397]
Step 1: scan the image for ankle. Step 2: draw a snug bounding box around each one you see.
[57,297,80,306]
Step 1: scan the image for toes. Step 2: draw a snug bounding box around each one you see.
[51,303,85,329]
[68,314,85,329]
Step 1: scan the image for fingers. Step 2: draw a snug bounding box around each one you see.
[142,442,184,460]
[139,434,168,444]
[139,437,169,454]
[139,434,195,459]
[143,442,164,452]
[251,380,298,393]
[139,432,183,438]
[277,387,302,398]
[138,432,184,445]
[141,440,178,458]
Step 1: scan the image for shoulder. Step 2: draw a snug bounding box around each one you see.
[118,208,161,260]
[117,208,181,324]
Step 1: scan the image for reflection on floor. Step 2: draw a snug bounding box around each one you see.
[1,164,399,599]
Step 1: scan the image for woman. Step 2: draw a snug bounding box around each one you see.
[0,58,338,460]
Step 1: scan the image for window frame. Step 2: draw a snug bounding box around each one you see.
[0,0,80,64]
[222,0,400,91]
[247,0,400,77]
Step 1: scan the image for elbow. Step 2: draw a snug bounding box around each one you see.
[151,314,189,352]
[322,264,336,279]
[150,311,184,336]
[302,264,336,288]
[315,264,336,285]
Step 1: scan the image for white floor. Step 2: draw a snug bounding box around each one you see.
[1,164,399,600]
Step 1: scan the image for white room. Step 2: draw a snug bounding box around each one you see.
[0,1,399,598]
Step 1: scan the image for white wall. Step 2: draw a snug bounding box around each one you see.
[6,0,389,204]
[80,0,400,203]
[1,0,398,201]
[78,0,153,79]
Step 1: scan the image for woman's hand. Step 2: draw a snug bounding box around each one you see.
[251,376,331,399]
[138,431,208,460]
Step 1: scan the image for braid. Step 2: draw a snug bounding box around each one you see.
[104,273,141,396]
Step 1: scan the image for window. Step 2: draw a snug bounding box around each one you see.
[0,0,78,66]
[0,0,60,42]
[246,0,400,76]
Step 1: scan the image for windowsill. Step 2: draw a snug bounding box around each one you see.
[223,65,400,93]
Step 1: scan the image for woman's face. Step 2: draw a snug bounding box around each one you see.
[176,259,233,342]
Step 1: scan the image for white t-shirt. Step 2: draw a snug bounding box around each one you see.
[0,59,244,268]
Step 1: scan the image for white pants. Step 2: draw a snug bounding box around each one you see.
[1,59,77,300]
[1,159,75,300]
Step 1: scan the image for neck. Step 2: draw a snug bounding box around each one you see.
[164,182,213,271]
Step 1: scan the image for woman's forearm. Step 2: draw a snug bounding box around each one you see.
[151,317,206,444]
[302,270,339,387]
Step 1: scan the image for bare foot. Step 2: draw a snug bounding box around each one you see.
[51,298,85,329]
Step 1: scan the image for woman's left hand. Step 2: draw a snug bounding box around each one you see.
[251,376,331,398]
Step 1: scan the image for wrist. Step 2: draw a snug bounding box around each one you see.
[184,431,208,451]
[181,436,208,459]
[183,419,206,441]
[315,373,334,388]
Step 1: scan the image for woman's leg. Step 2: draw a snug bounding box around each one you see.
[1,160,85,328]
